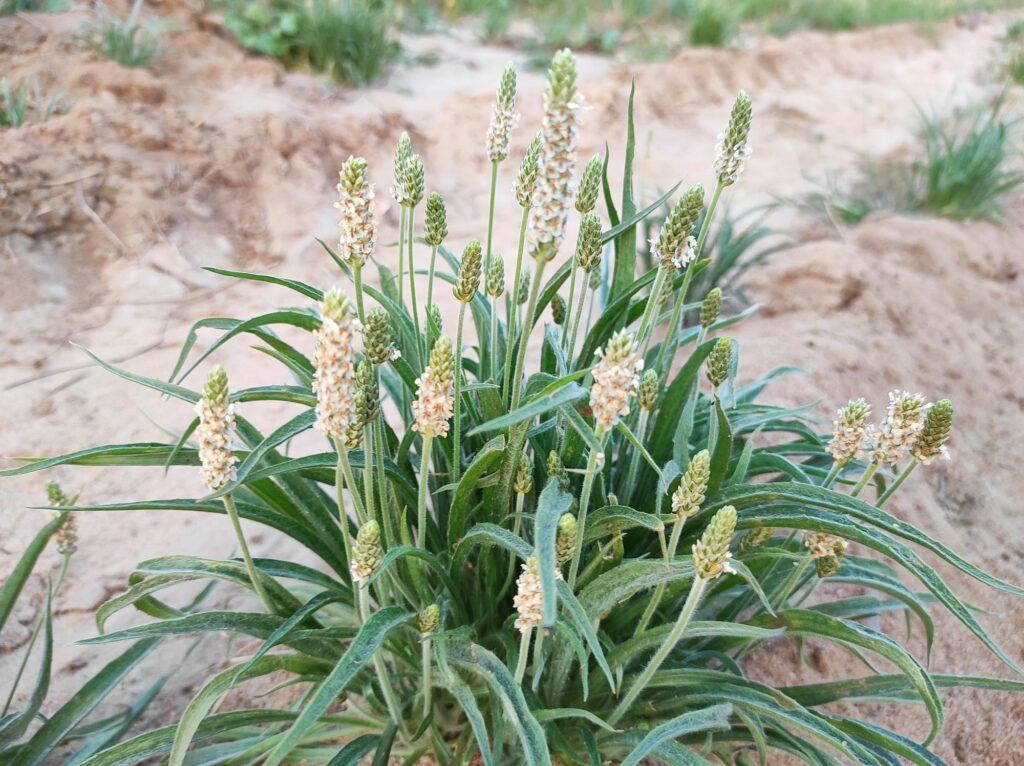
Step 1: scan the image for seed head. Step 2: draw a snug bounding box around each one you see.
[869,391,928,465]
[427,304,442,332]
[652,184,704,270]
[46,482,77,555]
[551,294,566,325]
[354,360,379,426]
[424,192,448,247]
[547,450,571,492]
[556,512,578,565]
[706,337,732,390]
[313,288,361,439]
[912,398,953,465]
[46,480,68,507]
[739,526,773,552]
[419,603,441,634]
[672,449,710,520]
[454,240,483,303]
[513,554,559,633]
[514,457,534,494]
[486,63,518,163]
[515,132,543,208]
[351,520,383,583]
[515,270,531,305]
[196,365,238,490]
[715,91,753,187]
[363,308,400,365]
[589,330,643,432]
[827,398,871,467]
[412,336,455,439]
[575,212,603,273]
[692,505,737,580]
[638,369,659,411]
[343,419,362,451]
[576,155,602,214]
[334,156,377,269]
[805,532,847,578]
[699,288,722,329]
[486,252,505,298]
[588,266,601,290]
[391,132,412,204]
[528,49,580,261]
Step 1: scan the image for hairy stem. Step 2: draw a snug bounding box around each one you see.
[452,304,467,481]
[515,626,533,684]
[636,266,668,355]
[877,459,918,506]
[504,207,531,402]
[417,435,433,547]
[610,576,707,725]
[421,636,433,718]
[397,206,406,309]
[223,494,275,613]
[358,586,409,738]
[851,462,879,498]
[510,257,548,411]
[634,511,686,636]
[426,244,439,319]
[407,204,422,360]
[337,442,367,524]
[568,430,606,589]
[567,273,589,369]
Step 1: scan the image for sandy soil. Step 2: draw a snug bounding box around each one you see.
[2,5,1023,763]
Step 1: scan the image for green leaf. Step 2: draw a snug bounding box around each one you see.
[610,80,637,302]
[534,479,574,628]
[435,640,493,766]
[0,513,63,630]
[826,716,944,766]
[454,523,531,568]
[583,505,668,543]
[72,343,200,403]
[327,734,380,766]
[707,397,733,495]
[607,621,784,669]
[203,266,322,300]
[782,673,1024,707]
[79,710,297,765]
[556,580,616,692]
[751,609,942,744]
[10,639,159,766]
[557,404,602,453]
[469,384,587,437]
[169,654,325,766]
[1,587,53,745]
[620,703,732,766]
[533,709,617,733]
[444,640,551,766]
[0,443,201,477]
[448,436,507,544]
[263,607,413,766]
[711,483,1024,597]
[579,558,695,620]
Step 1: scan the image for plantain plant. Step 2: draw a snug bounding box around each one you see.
[4,49,1024,766]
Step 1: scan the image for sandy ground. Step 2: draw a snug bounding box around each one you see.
[2,4,1024,763]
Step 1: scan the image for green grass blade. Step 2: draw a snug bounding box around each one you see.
[620,703,732,766]
[0,514,62,630]
[535,479,574,628]
[262,607,412,766]
[10,639,158,766]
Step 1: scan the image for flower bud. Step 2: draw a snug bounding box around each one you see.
[419,603,441,634]
[637,369,659,411]
[699,288,722,329]
[715,91,753,187]
[351,520,383,583]
[454,240,482,303]
[487,253,505,298]
[556,512,577,565]
[672,449,710,520]
[196,365,238,490]
[551,294,566,325]
[575,155,601,214]
[706,337,732,389]
[363,308,399,365]
[912,398,952,465]
[424,192,448,247]
[692,505,736,580]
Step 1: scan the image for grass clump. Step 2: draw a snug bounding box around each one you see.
[800,101,1024,224]
[82,2,162,68]
[0,0,65,15]
[0,76,67,128]
[688,0,739,46]
[6,50,1024,766]
[221,0,398,85]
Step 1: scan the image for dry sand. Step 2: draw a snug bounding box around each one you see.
[2,5,1024,763]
